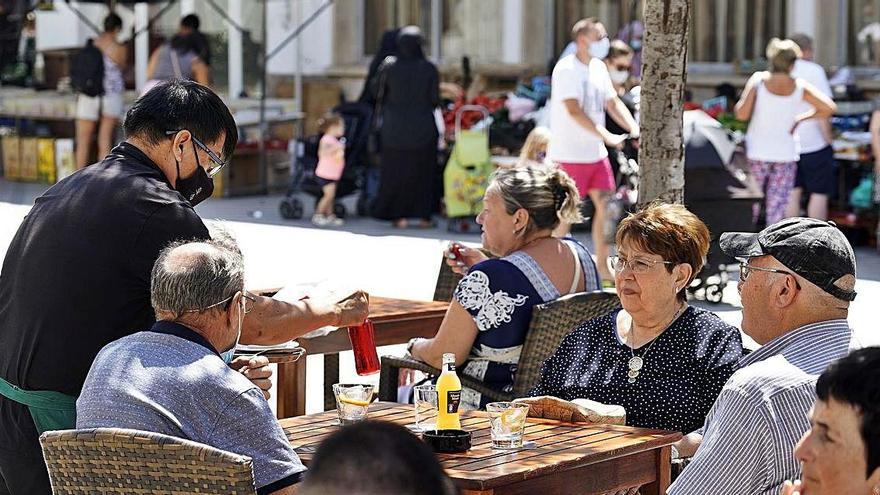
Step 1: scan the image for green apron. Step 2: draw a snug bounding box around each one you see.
[0,377,77,434]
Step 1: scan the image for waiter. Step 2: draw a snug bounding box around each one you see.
[0,80,368,494]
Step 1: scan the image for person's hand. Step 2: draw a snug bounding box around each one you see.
[230,355,273,400]
[445,242,487,275]
[604,133,627,149]
[334,290,370,327]
[780,479,803,495]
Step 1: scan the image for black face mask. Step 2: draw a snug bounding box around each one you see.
[175,141,215,206]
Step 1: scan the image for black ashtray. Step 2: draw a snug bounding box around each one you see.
[422,429,471,453]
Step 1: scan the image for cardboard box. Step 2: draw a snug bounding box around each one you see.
[2,136,21,180]
[55,139,75,181]
[20,138,39,181]
[37,138,56,184]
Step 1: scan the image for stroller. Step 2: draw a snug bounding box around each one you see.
[443,105,493,233]
[279,102,373,220]
[682,111,762,303]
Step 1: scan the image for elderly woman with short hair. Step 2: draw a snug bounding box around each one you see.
[408,166,601,410]
[530,203,743,433]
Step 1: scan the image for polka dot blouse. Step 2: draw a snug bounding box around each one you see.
[530,306,744,433]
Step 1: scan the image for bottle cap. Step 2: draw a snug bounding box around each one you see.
[442,352,455,362]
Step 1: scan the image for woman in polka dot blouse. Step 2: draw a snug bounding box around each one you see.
[531,204,744,434]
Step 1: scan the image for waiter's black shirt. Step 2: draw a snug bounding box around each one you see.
[0,142,209,395]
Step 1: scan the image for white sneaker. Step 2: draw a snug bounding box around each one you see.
[326,215,344,226]
[311,214,329,226]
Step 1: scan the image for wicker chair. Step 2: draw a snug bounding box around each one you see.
[378,290,620,402]
[39,428,256,495]
[432,249,495,302]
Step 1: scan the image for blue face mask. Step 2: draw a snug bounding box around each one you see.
[220,298,244,364]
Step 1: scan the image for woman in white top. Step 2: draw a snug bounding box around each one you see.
[735,38,836,225]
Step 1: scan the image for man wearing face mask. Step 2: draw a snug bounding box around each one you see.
[76,240,306,494]
[0,80,367,494]
[548,18,640,286]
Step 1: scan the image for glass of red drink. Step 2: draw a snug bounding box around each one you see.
[347,318,380,375]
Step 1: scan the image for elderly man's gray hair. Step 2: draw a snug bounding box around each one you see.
[151,239,245,317]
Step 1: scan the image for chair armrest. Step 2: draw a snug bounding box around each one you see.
[378,356,512,404]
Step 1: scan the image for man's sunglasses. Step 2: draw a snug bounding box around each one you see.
[165,130,228,178]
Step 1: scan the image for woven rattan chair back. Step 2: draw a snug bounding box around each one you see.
[512,290,620,397]
[39,428,256,495]
[433,255,463,302]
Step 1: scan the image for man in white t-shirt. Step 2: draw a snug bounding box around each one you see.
[786,33,835,221]
[549,18,639,283]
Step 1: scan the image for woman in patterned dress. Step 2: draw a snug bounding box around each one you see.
[407,166,601,409]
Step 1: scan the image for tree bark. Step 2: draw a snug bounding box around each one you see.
[638,0,691,207]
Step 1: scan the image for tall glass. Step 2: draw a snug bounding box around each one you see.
[413,384,439,432]
[486,402,530,449]
[332,383,374,425]
[347,319,380,375]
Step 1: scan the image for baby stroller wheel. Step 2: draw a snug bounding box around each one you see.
[333,203,347,219]
[279,198,304,220]
[705,284,724,304]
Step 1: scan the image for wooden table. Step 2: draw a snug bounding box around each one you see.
[281,403,682,495]
[268,295,449,418]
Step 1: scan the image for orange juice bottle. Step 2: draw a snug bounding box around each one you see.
[436,353,462,430]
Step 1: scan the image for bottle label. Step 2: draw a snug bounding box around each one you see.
[446,390,461,414]
[445,363,455,373]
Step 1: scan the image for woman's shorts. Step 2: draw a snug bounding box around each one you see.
[75,93,124,121]
[795,145,836,196]
[557,157,615,198]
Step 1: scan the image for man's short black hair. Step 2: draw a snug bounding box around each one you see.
[181,14,200,31]
[816,347,880,478]
[104,12,123,33]
[123,80,238,160]
[300,421,457,495]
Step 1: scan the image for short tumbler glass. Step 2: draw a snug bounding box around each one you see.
[332,383,374,425]
[486,402,530,449]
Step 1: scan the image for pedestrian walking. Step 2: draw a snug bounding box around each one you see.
[786,33,836,221]
[74,13,126,170]
[548,18,639,286]
[368,26,440,229]
[735,38,835,226]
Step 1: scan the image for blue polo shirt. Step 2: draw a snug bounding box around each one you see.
[77,320,306,493]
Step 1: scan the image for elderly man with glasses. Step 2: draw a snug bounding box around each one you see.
[669,217,857,495]
[77,239,306,495]
[0,80,366,494]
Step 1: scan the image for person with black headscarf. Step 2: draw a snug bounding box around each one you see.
[369,26,440,228]
[358,28,399,104]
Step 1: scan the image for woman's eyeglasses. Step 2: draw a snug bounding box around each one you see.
[610,255,672,274]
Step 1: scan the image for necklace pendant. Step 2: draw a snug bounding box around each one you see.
[627,369,640,380]
[628,356,644,372]
[627,376,636,384]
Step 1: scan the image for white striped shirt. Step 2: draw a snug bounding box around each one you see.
[668,319,851,495]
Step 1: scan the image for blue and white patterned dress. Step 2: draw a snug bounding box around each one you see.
[453,238,601,410]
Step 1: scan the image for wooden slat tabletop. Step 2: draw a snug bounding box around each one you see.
[281,402,681,493]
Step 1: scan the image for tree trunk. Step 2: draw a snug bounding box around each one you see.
[638,0,691,207]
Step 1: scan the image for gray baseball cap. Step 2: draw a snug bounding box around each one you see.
[720,217,857,302]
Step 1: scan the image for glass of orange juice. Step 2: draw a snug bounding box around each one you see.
[332,383,374,425]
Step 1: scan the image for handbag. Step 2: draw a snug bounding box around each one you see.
[367,56,395,167]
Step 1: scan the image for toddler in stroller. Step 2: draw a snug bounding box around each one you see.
[279,102,372,221]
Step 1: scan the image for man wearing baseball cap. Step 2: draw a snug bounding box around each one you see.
[669,217,856,495]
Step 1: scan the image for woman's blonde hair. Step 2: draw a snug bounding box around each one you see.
[517,127,551,165]
[766,38,801,73]
[489,165,583,233]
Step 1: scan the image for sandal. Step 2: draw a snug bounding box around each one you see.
[392,219,409,229]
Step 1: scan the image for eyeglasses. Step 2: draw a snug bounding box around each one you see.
[610,255,673,274]
[739,262,802,289]
[183,291,255,314]
[165,130,228,178]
